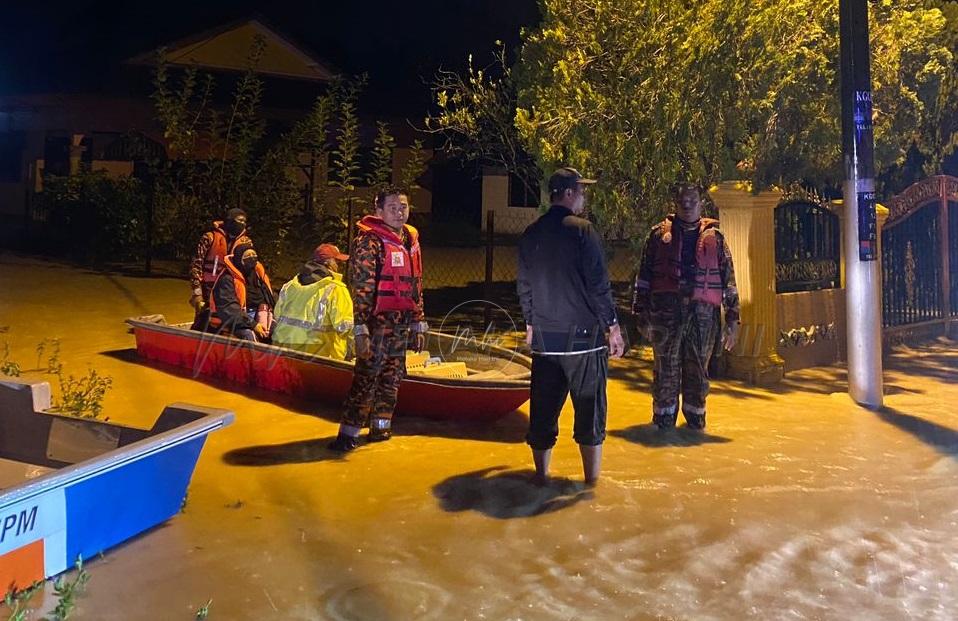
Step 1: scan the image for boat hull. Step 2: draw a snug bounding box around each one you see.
[128,319,531,422]
[0,379,232,589]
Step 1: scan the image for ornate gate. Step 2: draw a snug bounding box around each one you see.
[883,175,958,330]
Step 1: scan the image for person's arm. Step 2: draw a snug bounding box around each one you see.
[581,226,625,357]
[212,277,255,330]
[717,231,741,351]
[581,226,618,330]
[189,233,213,302]
[348,234,380,335]
[631,229,656,319]
[517,235,535,345]
[327,285,355,334]
[517,235,535,326]
[411,245,427,332]
[717,231,740,324]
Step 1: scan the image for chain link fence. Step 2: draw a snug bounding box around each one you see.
[416,210,638,335]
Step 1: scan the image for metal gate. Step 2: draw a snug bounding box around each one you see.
[882,176,957,330]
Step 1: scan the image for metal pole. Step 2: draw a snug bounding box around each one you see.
[840,0,883,408]
[484,210,495,327]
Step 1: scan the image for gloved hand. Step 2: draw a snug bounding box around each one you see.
[355,334,372,360]
[189,294,205,312]
[253,323,269,340]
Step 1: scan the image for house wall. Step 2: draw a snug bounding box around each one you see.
[480,168,539,234]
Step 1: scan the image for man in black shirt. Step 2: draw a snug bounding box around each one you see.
[517,167,625,486]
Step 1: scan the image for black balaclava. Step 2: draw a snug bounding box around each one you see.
[232,243,256,276]
[224,207,247,238]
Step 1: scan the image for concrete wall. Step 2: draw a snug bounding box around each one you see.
[480,169,540,234]
[776,288,847,371]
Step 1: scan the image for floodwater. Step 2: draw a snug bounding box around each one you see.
[1,252,957,620]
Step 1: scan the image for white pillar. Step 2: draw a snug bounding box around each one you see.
[843,180,883,408]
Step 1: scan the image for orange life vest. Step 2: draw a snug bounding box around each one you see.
[201,221,249,293]
[357,215,423,314]
[650,216,723,307]
[208,256,272,330]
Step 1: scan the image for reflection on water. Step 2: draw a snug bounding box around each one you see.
[2,255,958,620]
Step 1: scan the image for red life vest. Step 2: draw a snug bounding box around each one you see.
[357,215,423,314]
[201,221,249,293]
[208,257,272,330]
[649,216,724,307]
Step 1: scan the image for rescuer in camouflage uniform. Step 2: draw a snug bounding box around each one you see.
[329,186,427,452]
[632,184,740,430]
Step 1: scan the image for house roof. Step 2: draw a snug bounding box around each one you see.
[126,18,337,82]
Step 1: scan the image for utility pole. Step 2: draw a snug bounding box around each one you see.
[840,0,883,408]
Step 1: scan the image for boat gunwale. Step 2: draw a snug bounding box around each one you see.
[0,405,233,509]
[127,318,532,389]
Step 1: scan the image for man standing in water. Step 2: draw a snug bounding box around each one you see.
[517,167,625,486]
[632,183,740,430]
[329,186,427,452]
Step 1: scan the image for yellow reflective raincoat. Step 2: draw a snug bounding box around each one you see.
[272,272,353,360]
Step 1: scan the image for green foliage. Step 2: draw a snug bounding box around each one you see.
[3,581,43,621]
[399,139,429,194]
[52,369,113,420]
[195,599,213,620]
[45,559,90,621]
[36,338,112,419]
[35,338,62,375]
[426,44,542,202]
[428,0,957,236]
[1,559,89,621]
[38,172,148,263]
[1,342,21,377]
[331,77,366,192]
[368,121,397,187]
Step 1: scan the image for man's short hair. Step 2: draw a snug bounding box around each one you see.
[671,182,701,198]
[374,185,409,210]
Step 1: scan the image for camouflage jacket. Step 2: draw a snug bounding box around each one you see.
[632,219,740,324]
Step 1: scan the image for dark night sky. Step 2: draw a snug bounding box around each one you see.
[0,0,540,113]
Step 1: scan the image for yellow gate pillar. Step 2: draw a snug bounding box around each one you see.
[710,181,785,385]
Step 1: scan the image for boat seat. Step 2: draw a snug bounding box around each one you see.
[409,361,468,379]
[465,369,508,380]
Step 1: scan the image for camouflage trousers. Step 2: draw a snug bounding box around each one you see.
[341,320,411,430]
[648,298,720,428]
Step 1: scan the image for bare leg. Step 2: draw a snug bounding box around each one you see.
[532,448,552,485]
[579,444,602,486]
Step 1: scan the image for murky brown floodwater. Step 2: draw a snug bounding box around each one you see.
[1,251,957,620]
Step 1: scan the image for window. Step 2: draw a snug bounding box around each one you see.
[508,172,540,208]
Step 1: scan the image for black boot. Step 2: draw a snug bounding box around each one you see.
[367,428,392,443]
[328,433,360,452]
[652,412,677,430]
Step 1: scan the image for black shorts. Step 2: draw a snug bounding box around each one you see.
[526,348,608,450]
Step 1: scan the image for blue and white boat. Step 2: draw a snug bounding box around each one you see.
[0,378,232,590]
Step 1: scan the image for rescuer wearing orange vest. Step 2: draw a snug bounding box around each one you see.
[209,243,275,342]
[189,207,253,330]
[632,183,740,430]
[329,186,426,452]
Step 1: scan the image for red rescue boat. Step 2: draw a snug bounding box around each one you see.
[126,316,531,422]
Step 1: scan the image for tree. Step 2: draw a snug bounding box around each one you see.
[427,0,956,238]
